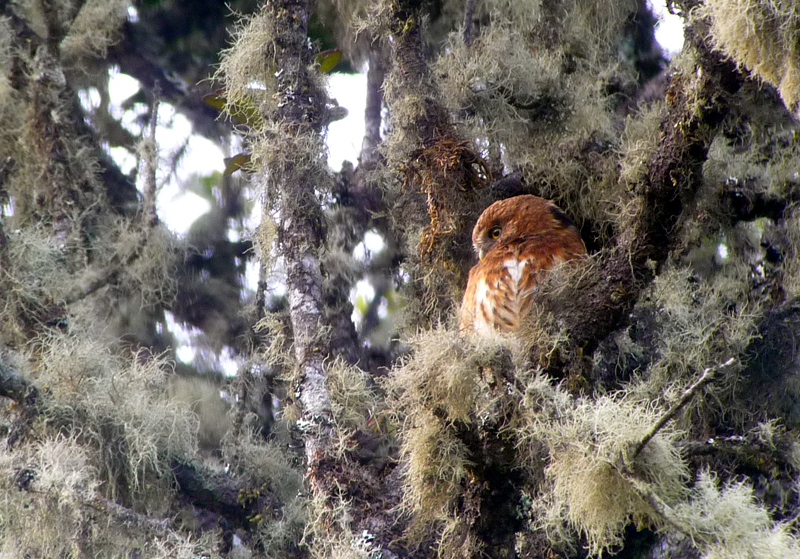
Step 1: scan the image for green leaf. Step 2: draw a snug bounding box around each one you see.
[315,49,342,74]
[223,153,252,176]
[202,90,264,128]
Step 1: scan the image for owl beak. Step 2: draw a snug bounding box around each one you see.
[478,248,486,260]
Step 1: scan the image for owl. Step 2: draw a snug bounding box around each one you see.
[459,195,586,336]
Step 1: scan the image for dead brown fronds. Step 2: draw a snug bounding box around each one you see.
[402,136,490,262]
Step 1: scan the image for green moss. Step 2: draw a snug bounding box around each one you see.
[699,0,800,118]
[520,385,687,555]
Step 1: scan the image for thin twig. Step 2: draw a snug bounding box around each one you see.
[632,357,736,459]
[359,45,385,173]
[85,494,172,535]
[463,0,476,46]
[139,83,161,228]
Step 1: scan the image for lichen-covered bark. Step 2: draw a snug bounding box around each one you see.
[4,9,104,232]
[256,2,405,556]
[381,0,490,325]
[532,28,742,380]
[379,4,521,556]
[257,0,332,465]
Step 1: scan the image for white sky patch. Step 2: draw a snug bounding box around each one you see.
[126,5,139,23]
[717,243,729,261]
[219,347,240,377]
[78,87,101,111]
[245,259,260,293]
[108,70,139,106]
[158,189,211,234]
[176,345,194,363]
[1,203,13,218]
[649,1,685,55]
[350,277,376,327]
[108,68,222,235]
[353,240,367,262]
[165,310,197,364]
[364,229,385,253]
[106,69,364,236]
[353,229,386,263]
[327,73,367,170]
[108,146,136,175]
[377,296,388,319]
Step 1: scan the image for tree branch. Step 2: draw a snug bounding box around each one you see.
[532,27,744,377]
[463,0,477,46]
[0,356,281,533]
[171,460,281,532]
[632,358,736,460]
[358,44,385,174]
[85,493,172,535]
[61,91,163,306]
[108,21,229,143]
[381,0,490,325]
[138,85,161,228]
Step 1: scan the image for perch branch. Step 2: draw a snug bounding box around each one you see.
[463,0,476,46]
[171,460,280,531]
[678,428,799,472]
[632,357,736,459]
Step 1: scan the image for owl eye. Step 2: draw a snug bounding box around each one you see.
[488,226,501,240]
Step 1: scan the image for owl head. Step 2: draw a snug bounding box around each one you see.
[471,194,578,260]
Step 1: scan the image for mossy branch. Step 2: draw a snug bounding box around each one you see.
[632,357,736,460]
[85,493,172,535]
[678,428,800,472]
[171,460,281,532]
[0,355,279,533]
[138,85,161,228]
[381,0,489,324]
[532,35,744,375]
